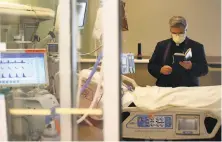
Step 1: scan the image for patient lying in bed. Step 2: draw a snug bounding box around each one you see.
[123,85,221,118]
[79,69,221,118]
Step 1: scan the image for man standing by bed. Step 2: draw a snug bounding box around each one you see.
[148,16,208,87]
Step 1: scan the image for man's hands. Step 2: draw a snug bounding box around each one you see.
[160,65,172,75]
[160,61,192,75]
[179,61,192,70]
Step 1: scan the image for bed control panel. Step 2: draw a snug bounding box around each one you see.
[126,115,173,129]
[122,109,220,140]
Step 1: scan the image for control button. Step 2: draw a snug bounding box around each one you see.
[160,124,164,127]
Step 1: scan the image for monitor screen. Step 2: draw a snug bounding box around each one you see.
[48,43,58,53]
[176,115,200,135]
[0,50,48,87]
[76,1,87,27]
[178,118,198,130]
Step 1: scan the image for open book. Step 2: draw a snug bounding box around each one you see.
[173,48,192,63]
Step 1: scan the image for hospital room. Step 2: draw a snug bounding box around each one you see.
[0,0,221,141]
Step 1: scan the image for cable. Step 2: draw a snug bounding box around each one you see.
[77,62,103,124]
[78,45,102,56]
[90,91,103,121]
[28,5,40,43]
[53,5,58,28]
[29,4,57,49]
[53,72,60,96]
[29,5,40,23]
[76,52,103,107]
[52,71,94,127]
[49,75,56,95]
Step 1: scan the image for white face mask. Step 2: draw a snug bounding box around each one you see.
[172,34,186,45]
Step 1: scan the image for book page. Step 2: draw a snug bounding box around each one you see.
[185,48,191,55]
[174,53,185,56]
[185,48,192,60]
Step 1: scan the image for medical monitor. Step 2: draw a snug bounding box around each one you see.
[77,0,88,28]
[0,49,48,87]
[47,43,58,55]
[176,115,200,135]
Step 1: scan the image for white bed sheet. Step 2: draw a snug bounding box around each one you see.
[123,85,221,117]
[79,69,221,118]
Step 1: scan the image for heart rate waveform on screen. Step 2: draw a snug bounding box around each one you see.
[1,73,33,78]
[0,52,46,86]
[0,60,34,79]
[0,60,26,64]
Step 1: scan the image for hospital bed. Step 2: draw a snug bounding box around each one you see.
[46,46,221,141]
[2,47,219,141]
[46,48,221,141]
[79,68,221,141]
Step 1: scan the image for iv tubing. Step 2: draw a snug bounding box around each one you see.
[80,52,102,94]
[53,51,102,107]
[76,52,103,107]
[77,63,103,124]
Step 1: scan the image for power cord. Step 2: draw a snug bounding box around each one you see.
[78,45,102,56]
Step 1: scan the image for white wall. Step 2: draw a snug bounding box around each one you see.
[122,0,221,57]
[79,0,100,53]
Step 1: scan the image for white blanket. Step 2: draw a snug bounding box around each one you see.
[123,85,221,117]
[79,69,221,118]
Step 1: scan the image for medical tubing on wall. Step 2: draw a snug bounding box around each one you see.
[77,63,103,124]
[76,52,103,107]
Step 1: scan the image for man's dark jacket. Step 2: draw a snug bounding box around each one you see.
[148,37,208,87]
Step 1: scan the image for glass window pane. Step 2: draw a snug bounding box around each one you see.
[73,0,104,141]
[2,0,121,141]
[0,0,61,141]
